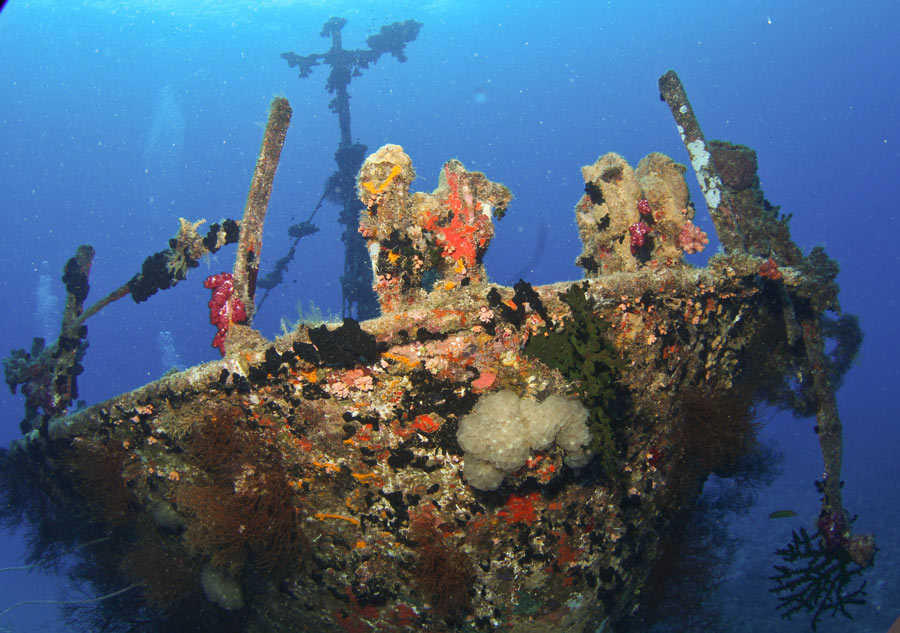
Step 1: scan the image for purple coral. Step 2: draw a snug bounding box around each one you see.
[637,198,652,217]
[628,222,651,255]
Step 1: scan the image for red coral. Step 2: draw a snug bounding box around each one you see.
[628,222,652,255]
[676,221,709,254]
[758,258,783,281]
[204,272,247,356]
[388,603,419,627]
[498,491,540,525]
[427,165,487,267]
[435,214,478,264]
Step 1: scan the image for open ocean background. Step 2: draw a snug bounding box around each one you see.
[1,1,898,631]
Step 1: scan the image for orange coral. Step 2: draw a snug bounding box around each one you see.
[362,163,402,197]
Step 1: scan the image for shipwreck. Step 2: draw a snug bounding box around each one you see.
[0,71,872,633]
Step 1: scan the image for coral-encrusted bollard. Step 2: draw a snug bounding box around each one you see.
[204,273,247,356]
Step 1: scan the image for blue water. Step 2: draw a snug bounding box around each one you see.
[1,1,898,631]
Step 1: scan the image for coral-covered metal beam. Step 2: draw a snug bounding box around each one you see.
[658,70,746,254]
[801,320,845,507]
[233,97,292,323]
[48,245,95,430]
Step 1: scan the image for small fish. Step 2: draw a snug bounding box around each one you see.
[769,509,798,519]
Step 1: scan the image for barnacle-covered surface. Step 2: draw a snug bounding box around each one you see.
[5,146,842,633]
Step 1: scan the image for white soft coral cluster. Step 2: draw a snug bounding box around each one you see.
[456,390,592,490]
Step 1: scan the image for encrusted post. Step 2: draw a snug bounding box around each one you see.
[281,18,422,320]
[658,70,745,253]
[233,97,292,322]
[573,152,708,277]
[357,144,511,313]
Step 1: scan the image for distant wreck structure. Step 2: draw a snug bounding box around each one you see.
[260,16,422,319]
[1,70,870,633]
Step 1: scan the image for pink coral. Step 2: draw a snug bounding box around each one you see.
[204,273,247,356]
[329,381,350,398]
[471,371,496,390]
[676,221,709,254]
